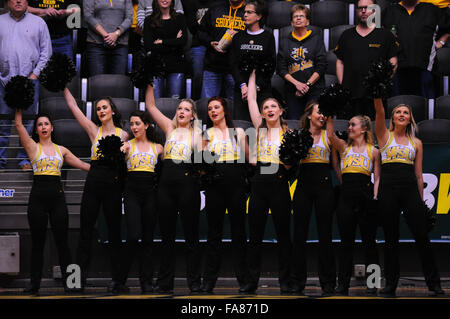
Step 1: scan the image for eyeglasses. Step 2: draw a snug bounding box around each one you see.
[244,10,256,15]
[292,14,307,19]
[357,6,369,11]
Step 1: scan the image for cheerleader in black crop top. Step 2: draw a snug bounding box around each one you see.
[117,111,163,293]
[145,84,203,293]
[15,110,90,295]
[373,98,443,297]
[291,102,337,296]
[241,71,293,294]
[327,116,381,296]
[64,88,129,293]
[200,96,250,293]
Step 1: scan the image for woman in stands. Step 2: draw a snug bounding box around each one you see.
[116,110,163,293]
[15,109,90,295]
[143,0,187,98]
[291,102,336,296]
[373,98,444,297]
[242,70,293,294]
[326,115,380,296]
[63,87,129,293]
[145,84,202,293]
[200,96,250,293]
[276,4,326,120]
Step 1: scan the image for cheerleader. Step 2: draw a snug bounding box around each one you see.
[291,102,336,296]
[326,116,380,296]
[201,97,250,293]
[15,110,90,295]
[63,88,129,293]
[373,98,444,297]
[144,84,202,293]
[117,111,163,293]
[242,70,293,294]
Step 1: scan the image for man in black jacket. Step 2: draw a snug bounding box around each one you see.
[198,0,246,100]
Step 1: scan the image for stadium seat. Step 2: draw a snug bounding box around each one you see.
[266,1,297,29]
[52,119,91,158]
[279,25,323,42]
[371,119,394,146]
[435,95,450,120]
[325,74,338,87]
[195,97,234,124]
[271,73,286,105]
[39,97,86,120]
[285,119,301,129]
[326,50,337,76]
[329,25,353,52]
[87,74,134,101]
[386,95,428,122]
[310,1,349,29]
[434,48,450,95]
[416,119,450,144]
[154,97,180,120]
[91,98,138,126]
[333,119,349,132]
[39,75,81,101]
[232,120,254,130]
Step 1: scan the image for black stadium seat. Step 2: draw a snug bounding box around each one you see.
[285,119,301,129]
[39,97,86,120]
[87,74,134,101]
[386,95,428,122]
[232,120,253,130]
[52,119,91,158]
[434,95,450,120]
[329,24,353,52]
[154,98,180,120]
[325,74,338,87]
[266,1,296,29]
[326,50,337,76]
[279,25,323,42]
[334,119,349,132]
[40,75,81,101]
[416,119,450,144]
[310,1,349,29]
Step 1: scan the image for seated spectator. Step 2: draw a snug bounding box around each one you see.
[230,0,275,121]
[143,0,187,98]
[198,0,246,100]
[83,0,133,77]
[28,0,81,60]
[277,3,326,120]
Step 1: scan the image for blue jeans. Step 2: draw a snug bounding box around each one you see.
[0,79,39,168]
[52,35,73,60]
[191,45,206,100]
[201,70,234,100]
[153,73,185,98]
[86,42,128,77]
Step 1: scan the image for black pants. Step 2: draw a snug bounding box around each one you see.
[203,164,249,287]
[118,172,157,286]
[76,163,123,284]
[156,161,201,290]
[284,86,321,120]
[292,163,336,290]
[336,174,379,288]
[247,166,292,287]
[27,175,71,289]
[379,164,441,289]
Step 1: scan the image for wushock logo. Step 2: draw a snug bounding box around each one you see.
[0,189,15,198]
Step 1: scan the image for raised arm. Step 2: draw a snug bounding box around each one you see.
[247,70,263,129]
[373,98,389,148]
[372,147,381,199]
[15,109,37,160]
[326,117,347,154]
[63,87,98,141]
[144,84,174,135]
[60,146,91,171]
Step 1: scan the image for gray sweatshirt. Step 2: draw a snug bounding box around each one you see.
[83,0,133,45]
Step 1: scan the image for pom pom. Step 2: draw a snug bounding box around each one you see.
[363,59,394,99]
[39,53,77,92]
[189,150,222,189]
[96,135,126,170]
[3,76,35,110]
[239,51,276,81]
[256,56,276,80]
[238,51,258,75]
[279,128,314,166]
[129,53,166,89]
[318,83,351,117]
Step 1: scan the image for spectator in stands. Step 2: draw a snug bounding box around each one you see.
[0,0,52,170]
[230,0,275,121]
[382,0,447,98]
[143,0,188,98]
[28,0,81,60]
[198,0,246,100]
[83,0,133,77]
[15,109,90,295]
[137,0,183,29]
[335,0,398,120]
[277,4,326,120]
